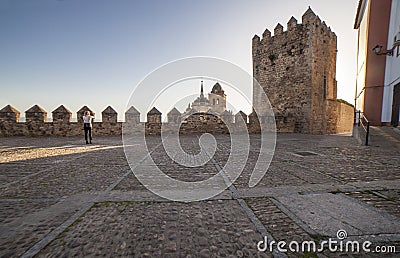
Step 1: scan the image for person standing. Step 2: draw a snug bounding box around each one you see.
[83,111,94,144]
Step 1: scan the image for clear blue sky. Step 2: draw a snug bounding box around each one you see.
[0,0,359,121]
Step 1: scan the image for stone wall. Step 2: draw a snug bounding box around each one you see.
[325,100,354,134]
[179,113,229,134]
[0,104,295,137]
[0,105,124,137]
[336,102,354,134]
[252,7,348,135]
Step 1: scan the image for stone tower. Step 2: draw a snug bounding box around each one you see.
[208,82,227,114]
[252,7,338,134]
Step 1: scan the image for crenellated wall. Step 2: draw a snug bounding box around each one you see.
[0,104,295,137]
[1,7,353,137]
[0,105,125,137]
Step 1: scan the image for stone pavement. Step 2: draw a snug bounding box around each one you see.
[0,133,399,257]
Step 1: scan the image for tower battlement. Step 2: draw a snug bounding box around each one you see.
[253,7,336,45]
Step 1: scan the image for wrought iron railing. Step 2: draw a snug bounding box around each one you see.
[355,110,370,146]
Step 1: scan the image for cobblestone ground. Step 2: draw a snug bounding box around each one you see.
[0,133,399,257]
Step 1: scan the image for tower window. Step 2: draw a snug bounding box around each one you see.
[216,99,219,105]
[323,76,327,99]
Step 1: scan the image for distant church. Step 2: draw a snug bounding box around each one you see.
[184,81,228,115]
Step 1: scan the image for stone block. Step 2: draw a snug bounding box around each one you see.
[52,105,72,123]
[102,106,117,124]
[25,104,47,123]
[0,104,20,123]
[125,106,140,124]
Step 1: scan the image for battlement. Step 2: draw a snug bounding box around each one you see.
[0,104,295,136]
[253,7,336,45]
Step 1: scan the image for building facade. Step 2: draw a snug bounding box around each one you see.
[382,0,400,126]
[354,0,400,126]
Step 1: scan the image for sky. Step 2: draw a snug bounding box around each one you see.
[0,0,359,121]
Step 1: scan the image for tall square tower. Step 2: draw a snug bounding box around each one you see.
[252,7,338,134]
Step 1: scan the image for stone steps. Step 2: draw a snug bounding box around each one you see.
[368,126,400,149]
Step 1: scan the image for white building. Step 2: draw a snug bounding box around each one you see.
[354,0,400,126]
[382,0,400,125]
